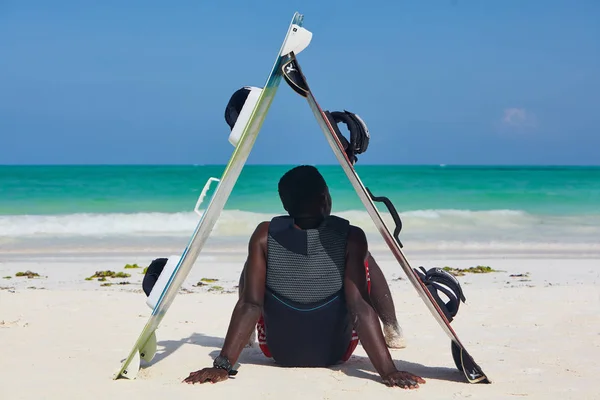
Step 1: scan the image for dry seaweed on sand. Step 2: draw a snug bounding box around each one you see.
[124,263,141,269]
[208,286,225,292]
[442,265,498,277]
[200,278,219,283]
[85,270,131,281]
[509,273,530,278]
[100,280,132,287]
[509,272,531,282]
[15,271,41,279]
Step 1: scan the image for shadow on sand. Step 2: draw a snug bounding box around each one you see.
[143,332,465,384]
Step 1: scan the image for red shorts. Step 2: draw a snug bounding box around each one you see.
[256,258,371,362]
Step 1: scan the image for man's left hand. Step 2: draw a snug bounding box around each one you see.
[183,368,229,384]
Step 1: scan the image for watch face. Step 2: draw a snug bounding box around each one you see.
[214,356,231,370]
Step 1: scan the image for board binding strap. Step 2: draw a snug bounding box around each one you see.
[281,51,491,385]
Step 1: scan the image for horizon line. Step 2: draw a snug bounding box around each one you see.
[1,163,600,168]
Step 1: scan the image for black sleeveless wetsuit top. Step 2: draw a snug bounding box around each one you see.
[262,215,353,367]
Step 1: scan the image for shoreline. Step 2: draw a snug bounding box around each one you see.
[2,251,598,292]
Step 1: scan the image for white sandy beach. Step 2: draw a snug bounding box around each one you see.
[1,246,600,400]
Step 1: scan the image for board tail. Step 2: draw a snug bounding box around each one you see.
[452,342,490,384]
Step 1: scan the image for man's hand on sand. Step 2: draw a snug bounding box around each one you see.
[382,371,426,389]
[183,368,229,384]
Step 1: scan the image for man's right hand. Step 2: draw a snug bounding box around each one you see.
[381,370,426,389]
[183,367,229,384]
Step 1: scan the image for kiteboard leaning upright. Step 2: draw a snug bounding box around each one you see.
[280,52,491,384]
[113,12,313,380]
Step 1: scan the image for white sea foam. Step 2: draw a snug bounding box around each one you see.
[0,211,265,238]
[1,209,598,251]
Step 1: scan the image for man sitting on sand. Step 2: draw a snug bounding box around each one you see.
[182,165,425,389]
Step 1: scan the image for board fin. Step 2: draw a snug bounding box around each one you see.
[140,331,158,363]
[115,350,140,380]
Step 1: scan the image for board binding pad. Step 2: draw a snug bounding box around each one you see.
[145,255,181,310]
[113,12,312,380]
[227,86,263,147]
[281,52,490,384]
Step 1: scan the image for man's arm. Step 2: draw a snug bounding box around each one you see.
[219,221,268,365]
[183,222,268,384]
[344,226,425,389]
[344,226,397,377]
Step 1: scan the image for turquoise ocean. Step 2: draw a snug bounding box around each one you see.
[1,165,599,255]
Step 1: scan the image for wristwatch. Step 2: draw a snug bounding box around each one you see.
[213,355,238,376]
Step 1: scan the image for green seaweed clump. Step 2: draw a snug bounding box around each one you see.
[208,285,224,292]
[467,265,496,273]
[200,278,219,283]
[85,270,131,281]
[3,276,12,279]
[124,263,140,269]
[15,271,40,279]
[142,267,149,275]
[442,265,497,277]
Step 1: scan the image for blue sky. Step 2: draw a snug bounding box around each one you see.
[1,1,599,165]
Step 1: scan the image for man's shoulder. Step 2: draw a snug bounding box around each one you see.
[347,224,367,245]
[348,223,366,236]
[249,221,271,246]
[254,221,270,235]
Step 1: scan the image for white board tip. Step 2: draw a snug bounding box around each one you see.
[280,24,312,57]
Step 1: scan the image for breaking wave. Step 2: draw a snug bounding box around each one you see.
[1,209,599,247]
